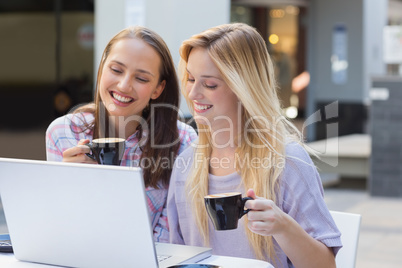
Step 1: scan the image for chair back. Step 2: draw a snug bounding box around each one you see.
[330,210,362,268]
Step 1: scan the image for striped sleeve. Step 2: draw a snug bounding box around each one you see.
[45,113,94,161]
[177,121,197,155]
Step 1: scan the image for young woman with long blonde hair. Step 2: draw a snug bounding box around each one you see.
[167,23,341,267]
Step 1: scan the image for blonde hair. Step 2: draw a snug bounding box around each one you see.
[179,23,304,262]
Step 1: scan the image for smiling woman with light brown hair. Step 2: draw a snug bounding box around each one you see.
[46,26,197,242]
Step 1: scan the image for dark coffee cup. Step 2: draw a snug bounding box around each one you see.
[204,192,253,231]
[85,138,125,165]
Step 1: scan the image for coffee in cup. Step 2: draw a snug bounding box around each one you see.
[204,192,253,231]
[85,137,126,165]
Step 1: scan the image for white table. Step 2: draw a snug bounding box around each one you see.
[0,253,274,268]
[198,255,274,268]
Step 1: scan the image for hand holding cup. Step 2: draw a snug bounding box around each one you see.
[245,188,291,237]
[62,139,97,164]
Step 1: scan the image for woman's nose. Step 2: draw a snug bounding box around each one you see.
[187,82,202,100]
[117,75,132,92]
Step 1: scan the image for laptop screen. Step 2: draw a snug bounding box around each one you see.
[0,158,159,268]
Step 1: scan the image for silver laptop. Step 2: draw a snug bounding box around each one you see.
[0,157,211,268]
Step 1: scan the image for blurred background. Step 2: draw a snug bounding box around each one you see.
[1,0,401,159]
[0,0,94,159]
[0,1,402,267]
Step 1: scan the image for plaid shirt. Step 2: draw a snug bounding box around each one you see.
[46,112,197,242]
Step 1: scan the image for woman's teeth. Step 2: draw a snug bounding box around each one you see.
[195,103,213,110]
[112,92,133,103]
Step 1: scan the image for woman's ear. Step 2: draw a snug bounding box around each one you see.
[151,80,166,100]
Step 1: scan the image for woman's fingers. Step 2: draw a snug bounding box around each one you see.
[248,221,273,236]
[245,198,275,211]
[62,139,96,164]
[77,139,90,146]
[246,188,257,199]
[63,145,89,158]
[245,189,288,236]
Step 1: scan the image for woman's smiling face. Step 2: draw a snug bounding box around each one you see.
[186,47,240,131]
[99,38,165,119]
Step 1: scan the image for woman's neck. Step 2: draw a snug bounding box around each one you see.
[209,145,238,176]
[209,126,240,176]
[210,122,241,149]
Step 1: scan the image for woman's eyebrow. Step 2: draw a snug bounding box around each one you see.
[137,69,154,77]
[111,60,126,67]
[111,60,154,77]
[201,75,222,81]
[186,68,223,81]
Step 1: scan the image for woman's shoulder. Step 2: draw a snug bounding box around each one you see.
[171,143,197,180]
[176,120,198,153]
[46,112,94,134]
[284,141,315,163]
[280,142,322,190]
[177,120,197,136]
[177,141,197,159]
[282,142,317,177]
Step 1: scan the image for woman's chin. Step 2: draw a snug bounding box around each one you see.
[194,118,211,127]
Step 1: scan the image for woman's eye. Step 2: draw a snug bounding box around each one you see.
[187,77,195,83]
[111,68,122,74]
[204,83,217,89]
[137,77,149,83]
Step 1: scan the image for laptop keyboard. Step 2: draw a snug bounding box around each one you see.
[0,240,13,253]
[157,254,172,262]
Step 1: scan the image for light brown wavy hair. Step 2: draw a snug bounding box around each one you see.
[74,26,180,188]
